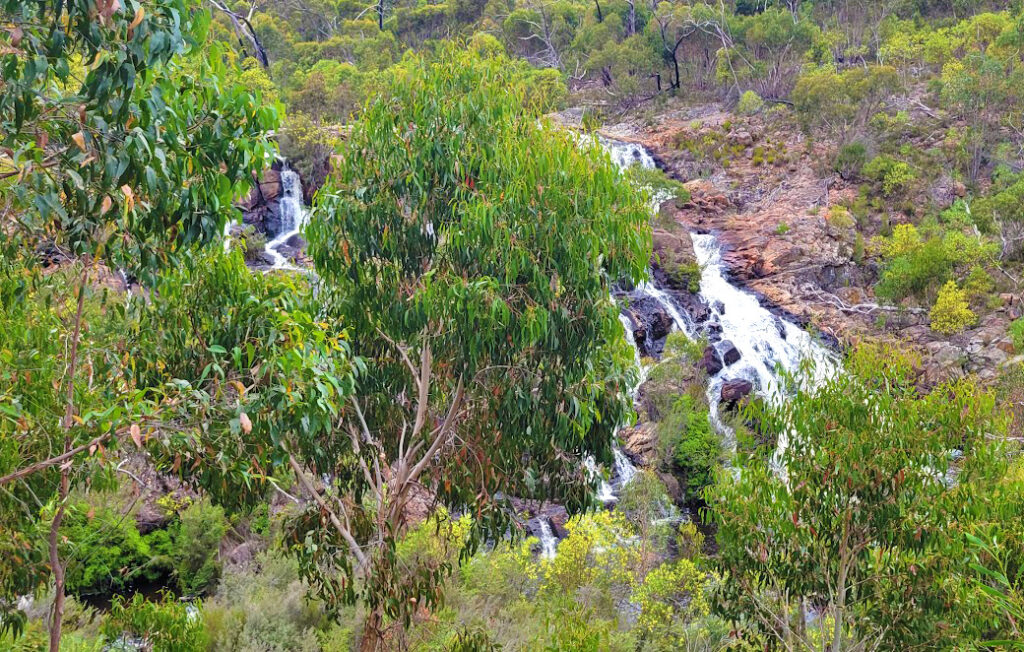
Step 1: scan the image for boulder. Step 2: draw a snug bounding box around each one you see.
[700,345,723,376]
[719,340,741,366]
[720,379,753,407]
[620,423,659,465]
[258,168,282,202]
[649,308,674,341]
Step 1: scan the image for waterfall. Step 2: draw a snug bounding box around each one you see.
[536,520,558,559]
[612,448,638,486]
[691,233,836,449]
[263,167,307,270]
[536,136,831,556]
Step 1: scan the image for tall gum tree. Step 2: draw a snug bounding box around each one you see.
[299,47,652,649]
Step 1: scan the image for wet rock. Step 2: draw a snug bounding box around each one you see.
[644,309,672,342]
[259,168,282,202]
[700,345,723,376]
[690,300,711,324]
[627,296,675,358]
[774,317,788,340]
[719,340,741,366]
[720,379,753,407]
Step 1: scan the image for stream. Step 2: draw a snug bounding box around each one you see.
[532,138,836,558]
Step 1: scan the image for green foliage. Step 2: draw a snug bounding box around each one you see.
[930,280,977,334]
[632,559,721,647]
[128,249,302,388]
[862,155,916,197]
[170,500,227,596]
[833,142,867,180]
[203,551,345,652]
[660,395,719,502]
[103,593,207,652]
[1010,317,1024,352]
[792,64,901,139]
[709,344,1012,648]
[0,258,152,624]
[63,505,170,597]
[1,0,278,281]
[629,165,692,206]
[187,44,655,641]
[973,171,1024,236]
[873,222,996,304]
[962,264,995,300]
[736,90,764,115]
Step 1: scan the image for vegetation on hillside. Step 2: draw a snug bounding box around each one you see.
[3,0,1024,650]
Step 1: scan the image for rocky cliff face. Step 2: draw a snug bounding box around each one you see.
[238,165,285,237]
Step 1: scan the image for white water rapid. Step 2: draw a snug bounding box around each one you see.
[691,232,836,442]
[536,519,558,559]
[263,167,307,270]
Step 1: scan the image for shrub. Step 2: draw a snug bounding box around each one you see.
[631,559,718,644]
[63,505,171,597]
[876,236,952,302]
[962,265,995,300]
[238,225,268,263]
[827,205,856,229]
[203,552,336,652]
[930,281,977,335]
[660,395,719,502]
[862,155,915,196]
[170,499,227,596]
[736,90,764,115]
[666,261,701,294]
[1010,317,1024,352]
[834,142,867,180]
[103,593,207,652]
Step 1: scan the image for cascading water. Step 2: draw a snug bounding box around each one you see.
[263,167,307,270]
[536,520,558,559]
[539,135,834,556]
[691,233,835,444]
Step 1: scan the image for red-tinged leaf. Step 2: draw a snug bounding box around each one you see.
[129,6,144,29]
[130,423,142,448]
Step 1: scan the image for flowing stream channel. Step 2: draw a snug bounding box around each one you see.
[534,138,836,558]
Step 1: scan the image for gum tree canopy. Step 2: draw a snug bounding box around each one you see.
[297,48,651,648]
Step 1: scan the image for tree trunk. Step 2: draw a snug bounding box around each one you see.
[594,0,603,22]
[360,609,385,652]
[47,475,68,652]
[49,264,88,652]
[377,0,384,30]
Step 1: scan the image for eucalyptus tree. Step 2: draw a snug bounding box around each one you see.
[300,47,651,648]
[708,344,1013,650]
[0,1,277,647]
